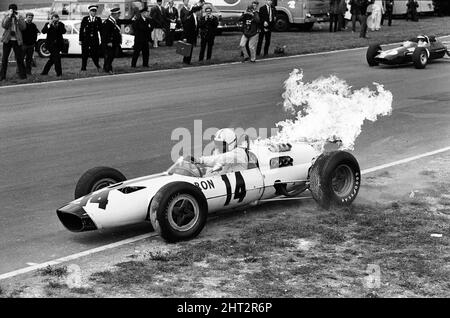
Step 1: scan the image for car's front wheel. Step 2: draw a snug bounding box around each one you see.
[149,182,207,243]
[74,167,127,199]
[309,151,361,209]
[36,40,50,58]
[412,47,428,69]
[366,44,381,66]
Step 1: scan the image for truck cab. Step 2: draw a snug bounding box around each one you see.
[274,0,329,32]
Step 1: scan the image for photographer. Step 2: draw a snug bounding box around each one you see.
[0,3,27,81]
[198,6,218,62]
[41,13,66,77]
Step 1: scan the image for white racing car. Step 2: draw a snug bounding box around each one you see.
[36,20,135,58]
[57,140,361,242]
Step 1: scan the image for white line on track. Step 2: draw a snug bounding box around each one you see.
[0,233,157,281]
[1,146,449,281]
[1,35,448,90]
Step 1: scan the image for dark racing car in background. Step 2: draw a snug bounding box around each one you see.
[366,35,450,69]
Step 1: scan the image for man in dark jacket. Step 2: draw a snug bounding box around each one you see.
[198,6,218,61]
[131,7,153,68]
[164,0,179,46]
[350,0,369,38]
[329,0,340,32]
[22,12,39,75]
[240,5,260,62]
[180,0,191,24]
[101,7,122,74]
[79,4,102,71]
[256,0,275,57]
[381,0,394,26]
[406,0,418,22]
[41,13,66,76]
[0,3,27,80]
[181,3,202,64]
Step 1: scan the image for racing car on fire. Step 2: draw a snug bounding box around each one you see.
[57,140,361,243]
[366,35,450,69]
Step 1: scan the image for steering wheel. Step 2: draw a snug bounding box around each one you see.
[184,155,204,177]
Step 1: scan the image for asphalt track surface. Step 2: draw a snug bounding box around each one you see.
[1,42,450,275]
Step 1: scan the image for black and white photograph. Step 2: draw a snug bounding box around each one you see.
[0,0,449,303]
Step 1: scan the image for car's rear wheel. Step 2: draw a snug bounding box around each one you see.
[309,151,361,209]
[37,40,50,58]
[412,47,428,69]
[366,44,381,66]
[149,182,207,243]
[74,167,127,199]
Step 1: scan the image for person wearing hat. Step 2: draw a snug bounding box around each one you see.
[181,3,203,64]
[21,12,40,75]
[0,3,27,80]
[41,13,66,77]
[101,7,122,73]
[79,4,102,72]
[256,0,276,57]
[131,7,153,68]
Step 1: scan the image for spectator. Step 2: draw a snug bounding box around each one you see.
[256,0,275,56]
[151,0,166,48]
[367,0,383,31]
[101,7,122,74]
[180,0,191,24]
[406,0,419,22]
[381,0,394,26]
[131,7,153,68]
[198,5,218,61]
[350,0,369,38]
[240,5,260,63]
[0,3,27,81]
[41,13,66,77]
[337,0,348,31]
[181,3,203,64]
[164,0,179,47]
[329,0,340,32]
[79,5,102,72]
[22,12,39,75]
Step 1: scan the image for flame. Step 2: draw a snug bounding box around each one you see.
[260,69,393,151]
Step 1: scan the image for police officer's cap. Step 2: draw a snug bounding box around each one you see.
[88,5,98,11]
[110,7,121,14]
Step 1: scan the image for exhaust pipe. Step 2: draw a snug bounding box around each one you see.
[56,204,97,232]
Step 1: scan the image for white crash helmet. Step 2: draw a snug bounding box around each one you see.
[214,128,237,153]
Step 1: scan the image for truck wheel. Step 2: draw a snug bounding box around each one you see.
[149,182,207,243]
[412,47,428,69]
[274,14,289,32]
[74,167,126,199]
[366,44,381,66]
[309,151,361,210]
[37,40,50,58]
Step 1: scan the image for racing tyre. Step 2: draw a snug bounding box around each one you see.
[412,47,428,69]
[366,44,381,66]
[74,167,127,199]
[309,151,361,210]
[274,14,289,32]
[149,182,208,243]
[37,40,50,58]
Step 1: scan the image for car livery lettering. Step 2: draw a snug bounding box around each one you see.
[222,171,247,206]
[194,180,215,190]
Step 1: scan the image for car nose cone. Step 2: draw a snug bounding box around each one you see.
[56,204,97,232]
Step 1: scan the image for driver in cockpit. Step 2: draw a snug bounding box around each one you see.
[197,128,249,175]
[417,35,429,47]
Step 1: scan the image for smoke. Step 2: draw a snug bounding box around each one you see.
[260,69,393,151]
